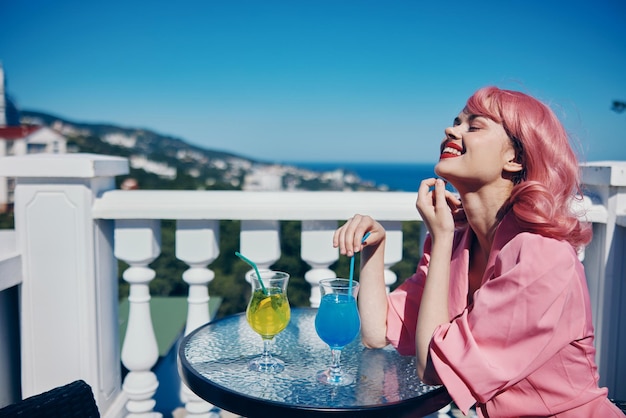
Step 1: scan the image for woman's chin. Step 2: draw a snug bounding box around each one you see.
[434,163,450,180]
[434,165,460,190]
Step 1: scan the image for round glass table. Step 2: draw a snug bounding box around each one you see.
[178,308,450,417]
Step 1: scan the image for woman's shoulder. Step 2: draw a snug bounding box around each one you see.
[498,231,580,273]
[506,231,575,253]
[495,212,578,259]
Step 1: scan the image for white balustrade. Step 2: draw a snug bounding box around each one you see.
[0,154,128,417]
[0,154,625,417]
[579,161,626,400]
[241,220,281,286]
[301,220,338,307]
[176,219,219,416]
[0,230,20,408]
[176,219,220,334]
[0,230,20,292]
[116,219,162,418]
[380,221,402,292]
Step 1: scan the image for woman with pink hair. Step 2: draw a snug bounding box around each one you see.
[334,87,624,417]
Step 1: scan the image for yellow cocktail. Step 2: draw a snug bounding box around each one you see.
[245,270,290,372]
[246,289,290,338]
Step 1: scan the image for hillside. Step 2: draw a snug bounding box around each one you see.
[21,110,380,192]
[22,110,243,161]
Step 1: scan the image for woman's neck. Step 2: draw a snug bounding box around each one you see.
[459,186,511,255]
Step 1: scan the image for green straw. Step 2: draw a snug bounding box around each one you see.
[235,251,268,295]
[349,231,371,295]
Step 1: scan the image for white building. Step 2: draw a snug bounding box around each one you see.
[0,126,68,210]
[129,155,177,180]
[243,165,284,190]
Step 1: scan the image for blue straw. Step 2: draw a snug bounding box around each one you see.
[349,231,371,295]
[235,251,268,295]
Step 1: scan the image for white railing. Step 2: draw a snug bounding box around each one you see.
[0,153,624,417]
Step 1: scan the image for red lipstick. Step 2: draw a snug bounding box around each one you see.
[440,142,463,159]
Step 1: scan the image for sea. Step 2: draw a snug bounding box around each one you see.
[288,161,438,192]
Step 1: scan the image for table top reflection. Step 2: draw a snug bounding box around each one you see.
[178,308,450,417]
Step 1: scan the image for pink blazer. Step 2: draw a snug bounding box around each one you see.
[387,213,623,417]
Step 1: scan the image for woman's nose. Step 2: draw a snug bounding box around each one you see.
[444,125,459,139]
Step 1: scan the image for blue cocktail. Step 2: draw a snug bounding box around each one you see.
[315,278,360,385]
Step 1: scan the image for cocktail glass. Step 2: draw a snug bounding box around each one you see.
[315,278,360,385]
[246,270,291,372]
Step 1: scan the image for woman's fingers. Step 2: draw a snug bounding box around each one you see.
[433,178,448,209]
[416,178,436,211]
[417,178,457,212]
[416,178,457,235]
[333,215,382,256]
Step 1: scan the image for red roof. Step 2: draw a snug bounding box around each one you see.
[0,125,42,140]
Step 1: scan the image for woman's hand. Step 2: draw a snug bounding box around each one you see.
[335,214,389,349]
[333,214,385,257]
[416,178,462,239]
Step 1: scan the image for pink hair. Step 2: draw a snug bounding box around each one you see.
[465,86,592,250]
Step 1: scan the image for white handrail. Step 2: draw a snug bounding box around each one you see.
[92,190,421,221]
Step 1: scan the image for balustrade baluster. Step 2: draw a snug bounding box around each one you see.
[176,220,220,417]
[116,219,162,418]
[380,221,401,292]
[301,220,338,307]
[240,220,281,285]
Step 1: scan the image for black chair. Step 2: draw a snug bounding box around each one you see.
[0,380,99,418]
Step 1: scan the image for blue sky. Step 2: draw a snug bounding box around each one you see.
[1,1,625,164]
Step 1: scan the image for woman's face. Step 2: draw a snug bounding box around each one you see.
[434,108,519,191]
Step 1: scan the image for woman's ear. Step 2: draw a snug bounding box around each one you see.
[503,155,525,184]
[504,158,523,174]
[503,143,523,174]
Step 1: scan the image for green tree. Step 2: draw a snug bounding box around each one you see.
[0,212,14,229]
